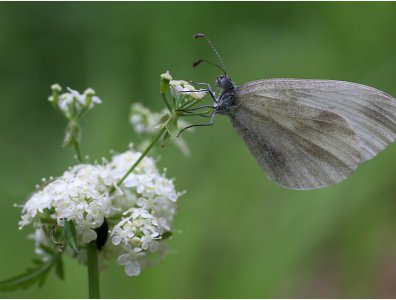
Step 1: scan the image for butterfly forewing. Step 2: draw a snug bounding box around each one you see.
[237,79,396,162]
[229,79,396,189]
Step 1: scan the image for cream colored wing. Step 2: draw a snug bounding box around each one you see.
[229,93,361,189]
[237,79,396,162]
[228,78,396,189]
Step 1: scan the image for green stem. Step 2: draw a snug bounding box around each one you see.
[110,127,166,194]
[73,141,83,163]
[87,242,100,299]
[161,93,172,112]
[177,98,200,110]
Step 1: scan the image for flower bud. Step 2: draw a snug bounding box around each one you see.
[49,83,62,108]
[51,84,62,92]
[160,71,172,94]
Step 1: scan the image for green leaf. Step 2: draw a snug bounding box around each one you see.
[158,113,171,126]
[31,259,43,266]
[161,131,171,142]
[49,224,65,251]
[161,231,172,240]
[0,258,57,291]
[40,244,56,257]
[37,269,50,288]
[43,207,56,215]
[64,220,78,254]
[166,116,179,138]
[55,257,64,280]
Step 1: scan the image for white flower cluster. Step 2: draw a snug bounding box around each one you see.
[48,84,102,119]
[129,102,193,156]
[130,103,165,135]
[20,150,182,277]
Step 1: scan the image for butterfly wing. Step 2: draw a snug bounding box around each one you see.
[238,79,396,162]
[229,79,396,189]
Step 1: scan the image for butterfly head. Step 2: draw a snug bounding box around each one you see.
[216,74,234,91]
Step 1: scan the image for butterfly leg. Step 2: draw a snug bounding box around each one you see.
[176,104,215,113]
[180,80,217,102]
[178,88,216,103]
[177,112,212,118]
[177,111,216,137]
[186,81,217,102]
[176,105,215,118]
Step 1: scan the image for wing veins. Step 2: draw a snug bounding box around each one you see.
[288,92,392,145]
[233,111,321,187]
[293,90,396,134]
[245,107,358,169]
[247,95,360,159]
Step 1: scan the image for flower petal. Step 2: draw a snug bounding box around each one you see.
[82,228,97,243]
[125,260,141,276]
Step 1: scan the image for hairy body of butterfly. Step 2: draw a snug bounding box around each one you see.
[213,75,396,190]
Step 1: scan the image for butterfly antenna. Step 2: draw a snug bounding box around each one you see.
[193,33,227,74]
[192,59,227,75]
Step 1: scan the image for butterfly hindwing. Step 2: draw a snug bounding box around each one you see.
[228,79,382,189]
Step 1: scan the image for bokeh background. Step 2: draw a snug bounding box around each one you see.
[2,2,396,298]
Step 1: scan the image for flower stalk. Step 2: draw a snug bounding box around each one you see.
[72,145,100,299]
[73,140,83,163]
[87,242,100,299]
[67,116,98,298]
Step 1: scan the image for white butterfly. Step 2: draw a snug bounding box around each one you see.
[216,77,396,189]
[186,34,396,190]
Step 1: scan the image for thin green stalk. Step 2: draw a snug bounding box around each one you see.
[87,242,100,299]
[177,98,200,110]
[161,93,172,112]
[110,127,166,194]
[116,126,166,187]
[71,136,97,297]
[73,141,83,163]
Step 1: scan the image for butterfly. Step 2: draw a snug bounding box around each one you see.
[182,34,396,190]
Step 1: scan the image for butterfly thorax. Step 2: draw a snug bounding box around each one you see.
[214,75,237,115]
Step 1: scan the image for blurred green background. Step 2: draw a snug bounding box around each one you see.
[2,2,396,298]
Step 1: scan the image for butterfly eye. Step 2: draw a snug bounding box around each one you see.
[215,76,223,87]
[216,75,233,90]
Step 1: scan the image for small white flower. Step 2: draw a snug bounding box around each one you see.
[141,232,160,252]
[169,80,206,100]
[117,246,145,277]
[75,214,99,243]
[58,92,74,113]
[130,236,142,249]
[84,88,102,108]
[57,201,86,221]
[111,221,135,246]
[131,208,153,220]
[67,88,86,106]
